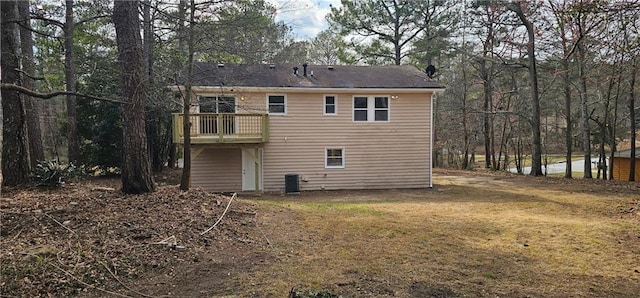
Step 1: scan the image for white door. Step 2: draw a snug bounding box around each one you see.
[242,149,261,191]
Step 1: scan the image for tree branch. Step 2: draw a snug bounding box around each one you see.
[0,83,125,104]
[16,69,46,81]
[30,15,64,28]
[76,14,110,27]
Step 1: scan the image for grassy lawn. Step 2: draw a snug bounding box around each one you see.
[239,170,640,297]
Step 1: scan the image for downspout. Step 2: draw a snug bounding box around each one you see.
[430,92,435,188]
[430,89,445,188]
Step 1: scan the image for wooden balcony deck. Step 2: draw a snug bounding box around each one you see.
[173,113,269,144]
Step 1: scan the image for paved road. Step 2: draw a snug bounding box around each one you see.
[507,158,601,174]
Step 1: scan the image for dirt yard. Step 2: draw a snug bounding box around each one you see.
[1,168,639,297]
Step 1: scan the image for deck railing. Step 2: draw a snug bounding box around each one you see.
[172,113,269,144]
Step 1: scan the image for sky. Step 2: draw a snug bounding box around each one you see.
[267,0,342,41]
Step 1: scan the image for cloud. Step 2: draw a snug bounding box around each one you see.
[268,0,342,40]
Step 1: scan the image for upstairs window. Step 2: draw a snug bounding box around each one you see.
[199,96,236,113]
[353,96,368,121]
[374,96,389,121]
[268,95,286,114]
[324,95,337,115]
[353,96,389,122]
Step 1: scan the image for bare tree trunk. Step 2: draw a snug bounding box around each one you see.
[481,59,493,169]
[596,120,606,179]
[114,0,155,194]
[562,57,573,178]
[1,0,30,187]
[18,0,45,167]
[609,72,622,180]
[142,0,163,172]
[550,0,573,178]
[179,0,195,190]
[628,64,637,182]
[509,2,542,176]
[65,0,80,163]
[598,74,616,180]
[461,54,470,170]
[577,40,592,178]
[168,0,188,170]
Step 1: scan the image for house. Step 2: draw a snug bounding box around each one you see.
[611,147,640,181]
[171,62,444,193]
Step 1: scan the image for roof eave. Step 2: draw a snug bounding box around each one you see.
[170,85,445,94]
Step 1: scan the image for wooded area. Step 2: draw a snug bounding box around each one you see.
[1,0,639,193]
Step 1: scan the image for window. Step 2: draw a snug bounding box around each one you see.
[198,96,236,134]
[324,95,337,115]
[374,96,389,121]
[199,96,236,113]
[353,96,389,122]
[325,148,345,168]
[353,96,368,121]
[268,95,286,114]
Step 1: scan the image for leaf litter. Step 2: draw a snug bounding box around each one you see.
[0,174,266,297]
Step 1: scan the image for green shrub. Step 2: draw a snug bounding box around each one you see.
[30,160,87,187]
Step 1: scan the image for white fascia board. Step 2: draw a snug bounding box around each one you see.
[169,85,445,94]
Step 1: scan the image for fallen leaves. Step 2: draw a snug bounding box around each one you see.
[0,180,261,297]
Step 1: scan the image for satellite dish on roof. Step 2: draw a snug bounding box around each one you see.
[425,65,436,79]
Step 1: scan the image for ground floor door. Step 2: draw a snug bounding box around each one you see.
[242,148,262,191]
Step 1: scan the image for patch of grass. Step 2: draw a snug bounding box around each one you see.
[483,273,497,280]
[269,201,387,217]
[547,170,598,178]
[244,172,640,297]
[290,286,340,298]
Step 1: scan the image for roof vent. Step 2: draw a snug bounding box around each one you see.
[293,66,299,75]
[303,63,308,76]
[269,64,276,69]
[217,63,224,68]
[327,65,334,70]
[425,65,436,79]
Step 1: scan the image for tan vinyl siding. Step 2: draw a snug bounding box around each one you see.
[261,91,432,191]
[191,147,242,191]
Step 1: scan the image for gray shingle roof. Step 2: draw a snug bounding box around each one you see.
[183,62,444,89]
[614,148,640,158]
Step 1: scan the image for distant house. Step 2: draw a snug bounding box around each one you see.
[171,63,444,193]
[611,148,640,181]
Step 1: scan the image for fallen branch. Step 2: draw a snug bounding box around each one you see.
[8,228,23,242]
[153,235,177,247]
[16,252,134,298]
[200,193,236,236]
[99,261,158,298]
[254,213,274,249]
[43,212,76,235]
[228,209,257,216]
[92,186,116,192]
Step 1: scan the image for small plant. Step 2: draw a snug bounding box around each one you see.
[30,160,87,187]
[289,287,340,298]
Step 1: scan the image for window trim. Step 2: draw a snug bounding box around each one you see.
[267,94,287,115]
[352,95,390,122]
[353,96,368,121]
[324,147,345,169]
[323,94,338,116]
[373,96,389,122]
